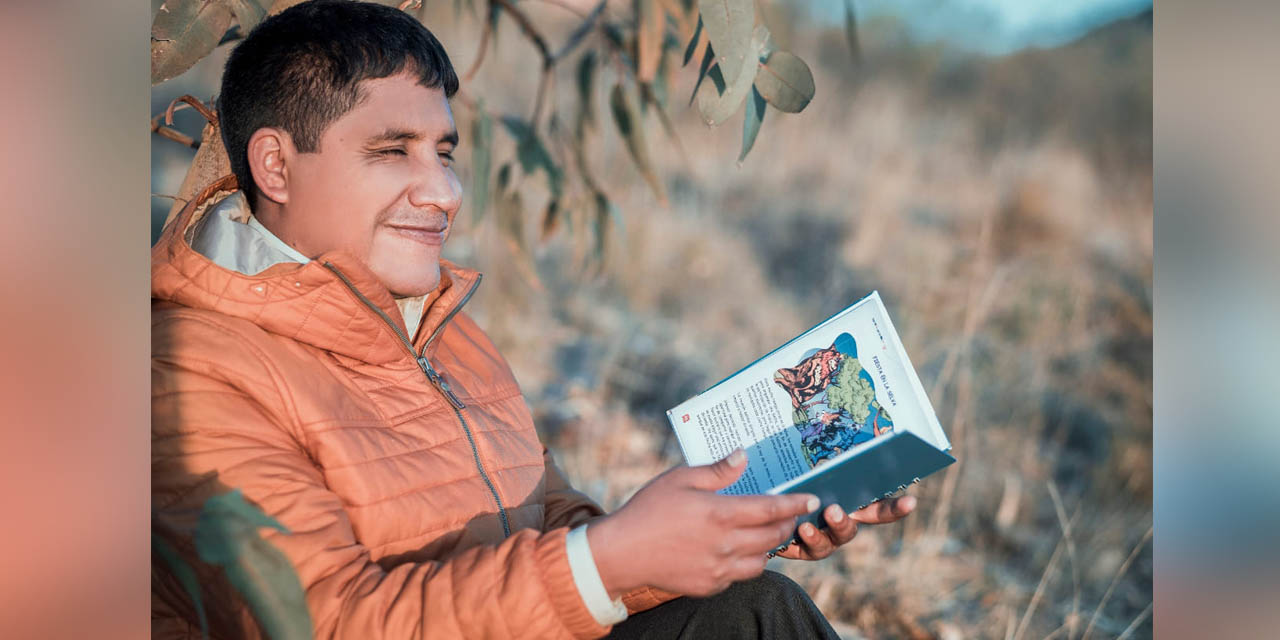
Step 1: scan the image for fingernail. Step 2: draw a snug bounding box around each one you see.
[806,496,820,512]
[727,448,746,466]
[802,523,816,536]
[829,505,844,522]
[901,496,917,511]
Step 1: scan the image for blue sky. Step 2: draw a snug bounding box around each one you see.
[811,0,1153,55]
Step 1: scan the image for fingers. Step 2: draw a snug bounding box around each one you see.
[821,504,858,546]
[796,521,836,559]
[683,448,748,491]
[712,493,819,526]
[850,495,917,525]
[722,519,799,557]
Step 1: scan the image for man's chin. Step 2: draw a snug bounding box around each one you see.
[380,267,441,299]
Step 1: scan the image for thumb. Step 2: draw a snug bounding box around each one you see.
[685,448,748,491]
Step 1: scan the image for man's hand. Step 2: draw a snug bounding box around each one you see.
[772,495,917,561]
[587,449,819,599]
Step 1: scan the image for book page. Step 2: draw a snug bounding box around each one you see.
[669,292,945,494]
[671,377,810,495]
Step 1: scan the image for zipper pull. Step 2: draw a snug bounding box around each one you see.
[417,356,466,409]
[416,356,438,382]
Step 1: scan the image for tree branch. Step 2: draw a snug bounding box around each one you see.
[531,67,554,127]
[550,0,605,62]
[463,2,497,83]
[151,98,209,149]
[640,82,687,163]
[493,0,552,65]
[165,95,217,126]
[152,123,200,149]
[526,0,589,20]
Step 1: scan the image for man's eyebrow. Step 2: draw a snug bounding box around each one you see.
[364,128,459,146]
[365,128,421,145]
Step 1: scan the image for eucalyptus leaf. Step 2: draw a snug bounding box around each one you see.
[229,0,266,32]
[843,0,863,65]
[689,42,719,107]
[499,189,526,250]
[697,0,753,80]
[152,0,236,84]
[496,162,513,192]
[696,24,767,126]
[154,535,210,640]
[662,29,683,53]
[642,82,683,154]
[576,51,598,132]
[738,85,766,163]
[653,56,671,110]
[609,84,666,204]
[488,0,502,51]
[193,491,311,640]
[709,59,726,94]
[636,0,663,82]
[500,117,564,198]
[553,0,605,60]
[591,190,612,260]
[754,50,815,113]
[682,15,703,66]
[470,105,492,222]
[601,21,626,49]
[541,198,561,241]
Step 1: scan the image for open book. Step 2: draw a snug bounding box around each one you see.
[667,291,955,537]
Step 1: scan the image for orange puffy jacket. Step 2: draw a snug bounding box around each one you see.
[151,178,674,639]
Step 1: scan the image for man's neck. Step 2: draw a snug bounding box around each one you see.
[246,196,430,338]
[248,200,310,261]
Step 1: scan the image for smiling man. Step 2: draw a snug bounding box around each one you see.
[236,75,461,299]
[151,2,915,639]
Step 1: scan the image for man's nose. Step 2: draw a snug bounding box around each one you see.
[407,157,462,214]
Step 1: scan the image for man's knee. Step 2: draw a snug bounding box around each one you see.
[606,570,836,639]
[704,570,836,639]
[727,570,813,610]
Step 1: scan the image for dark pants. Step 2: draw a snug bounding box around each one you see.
[605,571,840,639]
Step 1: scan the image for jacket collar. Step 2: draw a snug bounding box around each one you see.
[151,176,481,365]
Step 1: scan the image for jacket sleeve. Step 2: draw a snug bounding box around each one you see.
[541,446,607,531]
[152,317,612,640]
[539,447,682,615]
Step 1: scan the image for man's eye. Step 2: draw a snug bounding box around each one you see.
[375,148,407,156]
[439,151,455,165]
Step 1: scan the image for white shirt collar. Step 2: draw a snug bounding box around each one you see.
[189,192,429,341]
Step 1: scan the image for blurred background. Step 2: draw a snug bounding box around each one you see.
[151,1,1153,638]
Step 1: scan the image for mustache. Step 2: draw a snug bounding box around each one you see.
[381,211,450,232]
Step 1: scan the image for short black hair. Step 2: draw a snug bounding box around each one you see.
[217,0,459,206]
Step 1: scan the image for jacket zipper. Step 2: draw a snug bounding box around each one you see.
[322,262,511,537]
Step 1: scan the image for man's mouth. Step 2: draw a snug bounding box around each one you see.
[385,221,448,246]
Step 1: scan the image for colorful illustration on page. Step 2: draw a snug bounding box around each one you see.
[772,332,894,467]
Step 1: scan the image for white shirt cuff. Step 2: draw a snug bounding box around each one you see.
[565,524,628,627]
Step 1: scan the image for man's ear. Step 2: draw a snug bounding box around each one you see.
[246,127,294,205]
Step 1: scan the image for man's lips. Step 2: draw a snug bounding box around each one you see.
[385,222,447,246]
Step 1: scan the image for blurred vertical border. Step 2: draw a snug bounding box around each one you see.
[0,1,150,638]
[1155,0,1280,638]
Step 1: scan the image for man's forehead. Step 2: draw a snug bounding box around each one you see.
[343,74,456,140]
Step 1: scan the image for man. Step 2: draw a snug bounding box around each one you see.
[151,1,917,638]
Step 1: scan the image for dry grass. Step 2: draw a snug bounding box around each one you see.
[448,7,1152,639]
